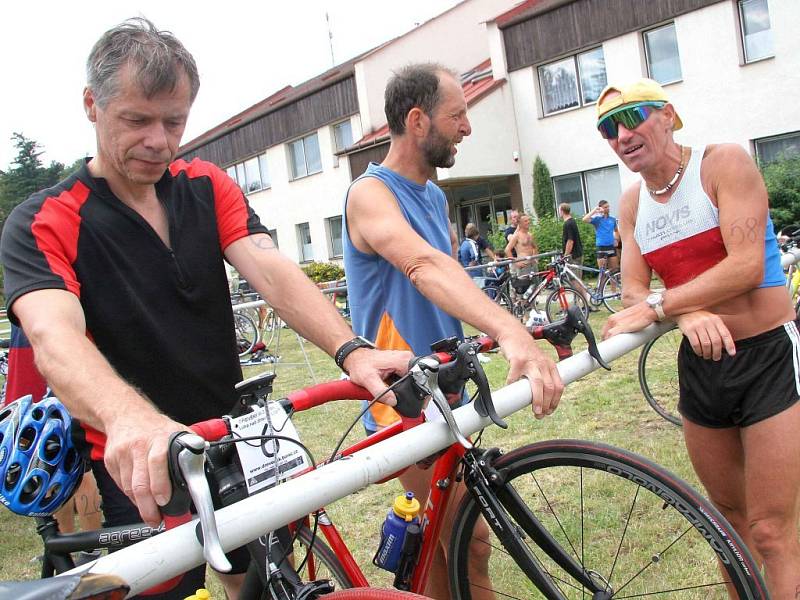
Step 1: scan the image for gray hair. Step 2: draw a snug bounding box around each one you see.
[87,17,199,107]
[384,63,458,136]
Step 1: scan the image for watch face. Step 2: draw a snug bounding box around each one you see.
[646,293,662,307]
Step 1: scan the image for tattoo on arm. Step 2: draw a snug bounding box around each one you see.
[250,235,277,251]
[729,218,759,243]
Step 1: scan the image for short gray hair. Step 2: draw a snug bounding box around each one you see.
[87,17,199,107]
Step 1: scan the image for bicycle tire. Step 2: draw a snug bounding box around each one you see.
[599,270,623,314]
[234,312,259,357]
[448,440,766,600]
[638,328,683,427]
[544,286,588,323]
[262,309,281,349]
[324,589,430,600]
[295,525,354,589]
[482,286,513,314]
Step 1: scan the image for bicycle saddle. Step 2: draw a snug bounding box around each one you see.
[0,573,129,600]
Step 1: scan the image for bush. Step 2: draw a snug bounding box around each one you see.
[533,156,555,220]
[301,261,345,284]
[532,217,597,269]
[487,218,509,253]
[762,155,800,231]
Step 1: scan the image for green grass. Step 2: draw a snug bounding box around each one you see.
[0,312,705,595]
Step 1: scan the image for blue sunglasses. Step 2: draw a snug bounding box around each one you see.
[597,102,666,139]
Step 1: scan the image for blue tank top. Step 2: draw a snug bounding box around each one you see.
[343,162,464,429]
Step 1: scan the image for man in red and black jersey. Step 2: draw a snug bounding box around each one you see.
[0,18,409,598]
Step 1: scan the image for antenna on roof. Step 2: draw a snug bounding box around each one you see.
[326,11,335,67]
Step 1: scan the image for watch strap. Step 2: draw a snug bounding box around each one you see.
[334,336,376,372]
[653,302,666,321]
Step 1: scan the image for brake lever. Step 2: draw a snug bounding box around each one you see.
[461,343,507,429]
[411,358,472,449]
[567,307,611,370]
[164,432,232,573]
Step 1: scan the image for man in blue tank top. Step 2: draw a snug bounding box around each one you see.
[343,62,563,599]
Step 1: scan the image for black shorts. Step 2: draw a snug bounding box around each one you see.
[678,320,800,428]
[596,245,616,258]
[92,460,251,599]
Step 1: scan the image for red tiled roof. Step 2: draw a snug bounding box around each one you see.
[343,59,505,154]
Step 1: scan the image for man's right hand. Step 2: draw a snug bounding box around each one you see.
[103,410,189,527]
[675,310,736,360]
[496,328,564,418]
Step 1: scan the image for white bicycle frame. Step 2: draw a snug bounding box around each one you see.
[73,249,800,596]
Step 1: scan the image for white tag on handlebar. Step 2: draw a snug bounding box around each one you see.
[229,402,310,496]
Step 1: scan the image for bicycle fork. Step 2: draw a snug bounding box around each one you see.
[462,449,611,600]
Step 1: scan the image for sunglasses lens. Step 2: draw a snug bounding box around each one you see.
[597,118,617,139]
[598,104,659,139]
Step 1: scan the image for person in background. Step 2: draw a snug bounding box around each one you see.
[504,210,520,257]
[505,213,538,274]
[582,199,620,271]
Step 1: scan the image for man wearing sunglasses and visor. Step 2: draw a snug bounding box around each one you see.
[600,79,800,594]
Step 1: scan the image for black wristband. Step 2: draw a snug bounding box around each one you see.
[334,336,376,372]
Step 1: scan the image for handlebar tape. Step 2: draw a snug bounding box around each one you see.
[190,419,230,441]
[286,380,373,411]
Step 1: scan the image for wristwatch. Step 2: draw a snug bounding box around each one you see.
[334,336,376,372]
[645,292,666,321]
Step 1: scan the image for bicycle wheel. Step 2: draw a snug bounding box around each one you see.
[599,270,623,313]
[639,328,683,427]
[234,312,259,357]
[482,286,512,314]
[544,286,588,323]
[448,440,766,599]
[262,309,281,349]
[295,525,354,589]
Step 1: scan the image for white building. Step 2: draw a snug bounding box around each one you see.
[179,0,800,264]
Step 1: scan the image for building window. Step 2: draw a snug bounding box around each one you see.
[739,0,774,63]
[225,154,270,194]
[332,120,353,152]
[327,216,343,258]
[644,23,682,85]
[267,228,279,250]
[297,222,313,262]
[553,166,622,217]
[288,133,323,179]
[754,132,800,165]
[538,47,607,116]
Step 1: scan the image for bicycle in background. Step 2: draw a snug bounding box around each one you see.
[565,249,623,313]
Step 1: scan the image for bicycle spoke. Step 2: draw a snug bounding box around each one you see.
[606,485,641,591]
[528,472,583,564]
[614,581,732,598]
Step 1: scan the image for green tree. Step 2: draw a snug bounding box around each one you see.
[761,155,800,231]
[533,155,555,220]
[0,133,66,227]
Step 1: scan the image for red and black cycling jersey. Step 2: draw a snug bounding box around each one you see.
[1,158,268,456]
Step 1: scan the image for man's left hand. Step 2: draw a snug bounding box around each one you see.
[497,329,564,418]
[342,348,413,405]
[602,301,657,339]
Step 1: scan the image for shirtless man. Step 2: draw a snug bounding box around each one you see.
[504,214,538,272]
[599,78,799,596]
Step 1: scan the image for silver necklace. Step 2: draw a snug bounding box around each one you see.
[648,145,686,196]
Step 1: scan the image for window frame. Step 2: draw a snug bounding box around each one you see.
[552,165,622,217]
[296,222,314,263]
[225,153,270,195]
[326,215,344,259]
[332,120,354,153]
[288,133,323,180]
[738,0,775,64]
[753,131,800,166]
[537,46,607,117]
[643,22,683,86]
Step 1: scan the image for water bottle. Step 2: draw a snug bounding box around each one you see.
[373,491,421,573]
[184,589,212,600]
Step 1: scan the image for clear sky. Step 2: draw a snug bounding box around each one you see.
[0,0,462,170]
